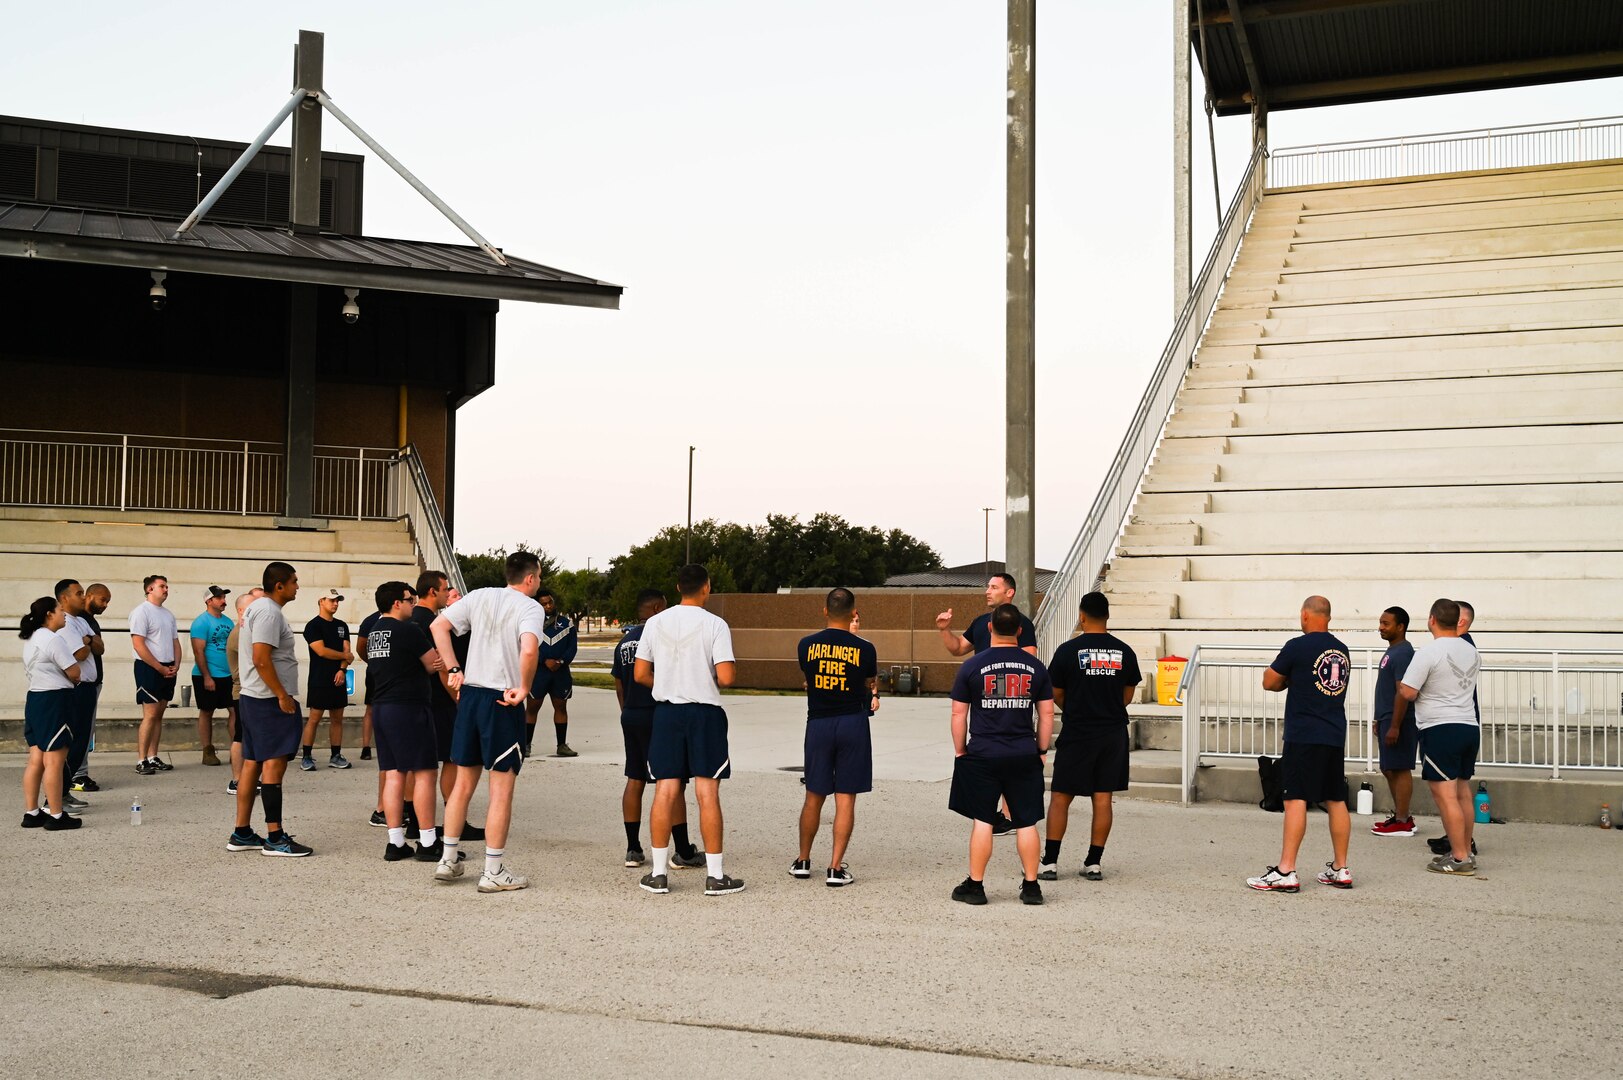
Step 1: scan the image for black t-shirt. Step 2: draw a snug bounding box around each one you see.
[611,626,655,711]
[364,616,433,705]
[1374,640,1415,724]
[411,605,467,712]
[83,612,104,686]
[965,610,1037,653]
[950,646,1053,758]
[1047,632,1141,732]
[796,628,878,720]
[1270,631,1351,747]
[303,615,350,689]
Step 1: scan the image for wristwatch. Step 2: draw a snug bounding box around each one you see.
[447,666,462,675]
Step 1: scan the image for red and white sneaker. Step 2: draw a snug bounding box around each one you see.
[1246,866,1300,893]
[1315,862,1353,889]
[1370,816,1416,837]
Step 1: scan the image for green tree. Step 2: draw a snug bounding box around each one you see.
[455,544,559,591]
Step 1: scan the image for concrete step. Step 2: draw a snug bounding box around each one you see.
[1208,284,1623,327]
[1203,294,1623,346]
[1121,506,1621,548]
[1278,221,1623,273]
[1138,482,1623,516]
[1108,550,1616,585]
[1266,160,1623,211]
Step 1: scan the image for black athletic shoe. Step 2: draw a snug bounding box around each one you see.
[134,760,156,776]
[461,824,486,842]
[415,839,443,862]
[43,813,83,831]
[1020,879,1044,905]
[639,873,669,894]
[22,812,45,828]
[359,747,372,761]
[826,865,853,887]
[789,858,812,879]
[1427,836,1478,856]
[152,756,173,772]
[72,776,101,792]
[368,810,387,828]
[384,841,415,862]
[704,874,745,896]
[951,877,988,905]
[670,849,706,869]
[62,792,88,809]
[991,813,1014,836]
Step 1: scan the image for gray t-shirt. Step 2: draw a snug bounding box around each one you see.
[129,601,179,663]
[439,587,545,691]
[61,613,97,684]
[239,596,299,700]
[1402,636,1480,730]
[637,603,735,707]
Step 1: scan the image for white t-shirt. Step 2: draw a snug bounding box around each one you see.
[60,613,97,684]
[239,597,300,700]
[24,628,79,692]
[129,601,179,663]
[1402,636,1480,729]
[636,603,735,707]
[440,587,545,691]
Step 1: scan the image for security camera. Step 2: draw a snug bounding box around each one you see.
[149,271,167,312]
[341,288,360,324]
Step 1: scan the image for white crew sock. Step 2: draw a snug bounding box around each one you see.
[49,811,63,820]
[651,843,670,877]
[418,826,438,847]
[706,852,725,879]
[388,826,406,847]
[25,807,40,817]
[440,837,459,866]
[485,847,505,876]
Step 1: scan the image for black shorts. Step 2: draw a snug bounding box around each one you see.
[1280,741,1348,804]
[372,701,439,773]
[647,702,730,782]
[1376,714,1418,772]
[239,694,302,762]
[191,674,234,712]
[1051,726,1130,796]
[306,673,349,711]
[24,689,74,751]
[622,706,655,780]
[949,753,1045,828]
[530,668,573,702]
[431,698,457,763]
[1420,724,1480,782]
[803,713,873,796]
[450,685,525,773]
[134,662,175,706]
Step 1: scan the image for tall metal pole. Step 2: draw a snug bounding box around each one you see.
[686,446,695,563]
[1173,0,1193,316]
[982,507,994,580]
[290,30,324,233]
[1006,0,1037,617]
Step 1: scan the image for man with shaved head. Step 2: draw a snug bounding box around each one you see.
[1249,596,1354,893]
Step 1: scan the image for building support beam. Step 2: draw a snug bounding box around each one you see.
[1173,0,1192,317]
[284,284,317,522]
[1225,0,1269,136]
[290,30,325,233]
[1005,0,1036,617]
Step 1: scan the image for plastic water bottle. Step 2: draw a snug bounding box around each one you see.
[130,799,142,826]
[1602,803,1613,830]
[1474,782,1490,825]
[1355,782,1374,816]
[345,668,355,696]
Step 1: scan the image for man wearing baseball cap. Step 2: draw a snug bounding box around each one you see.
[191,586,234,767]
[300,588,353,771]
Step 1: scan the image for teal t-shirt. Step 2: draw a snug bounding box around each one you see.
[191,611,235,677]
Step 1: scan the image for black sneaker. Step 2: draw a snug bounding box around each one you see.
[951,877,988,905]
[72,776,101,793]
[359,747,372,761]
[461,824,486,842]
[152,756,173,772]
[43,813,83,831]
[1427,836,1478,857]
[63,792,88,809]
[826,865,853,887]
[1020,879,1044,906]
[789,858,812,879]
[671,849,706,869]
[415,839,444,862]
[991,812,1014,836]
[384,841,415,862]
[639,873,669,894]
[134,760,156,776]
[704,874,745,896]
[368,810,387,828]
[22,812,45,828]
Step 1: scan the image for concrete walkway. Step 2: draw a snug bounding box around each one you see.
[5,686,1620,1079]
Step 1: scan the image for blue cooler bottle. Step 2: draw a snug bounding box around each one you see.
[345,668,355,696]
[1474,782,1490,824]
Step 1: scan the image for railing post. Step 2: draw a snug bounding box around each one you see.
[1367,648,1377,773]
[1552,651,1562,780]
[118,435,128,511]
[355,446,364,520]
[241,442,250,515]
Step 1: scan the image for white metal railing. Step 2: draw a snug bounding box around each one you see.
[1035,144,1267,660]
[1269,115,1623,188]
[1176,644,1623,802]
[391,443,467,594]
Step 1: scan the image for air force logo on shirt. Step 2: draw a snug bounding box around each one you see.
[1079,648,1124,675]
[1314,649,1350,696]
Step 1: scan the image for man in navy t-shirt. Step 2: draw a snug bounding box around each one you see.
[1248,595,1353,894]
[935,573,1039,657]
[791,587,878,887]
[947,604,1055,907]
[1371,606,1418,837]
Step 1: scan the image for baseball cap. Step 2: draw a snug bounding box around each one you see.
[204,585,231,601]
[324,588,345,602]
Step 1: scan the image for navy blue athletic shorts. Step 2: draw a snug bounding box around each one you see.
[1376,713,1418,772]
[24,689,74,751]
[450,684,525,774]
[530,667,573,702]
[1419,723,1479,782]
[134,662,176,705]
[647,702,730,782]
[1280,741,1348,803]
[803,713,873,796]
[1051,725,1130,796]
[621,706,655,780]
[191,674,233,712]
[949,752,1045,828]
[238,694,302,762]
[373,701,439,773]
[431,699,457,763]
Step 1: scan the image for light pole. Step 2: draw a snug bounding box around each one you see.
[585,557,593,631]
[982,507,994,580]
[686,445,695,563]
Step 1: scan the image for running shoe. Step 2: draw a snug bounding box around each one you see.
[826,865,853,887]
[1371,816,1416,837]
[359,747,372,761]
[21,812,45,828]
[434,858,466,882]
[624,848,647,868]
[639,873,669,894]
[384,841,415,862]
[328,754,352,770]
[63,792,88,809]
[553,744,579,758]
[227,779,239,796]
[1020,879,1044,906]
[1428,836,1478,856]
[1316,862,1353,889]
[951,877,988,905]
[704,874,745,896]
[201,747,222,767]
[1037,863,1058,881]
[415,840,444,862]
[226,829,266,852]
[261,835,313,857]
[461,824,487,842]
[42,813,83,831]
[134,760,156,776]
[478,866,530,893]
[368,810,387,828]
[1081,864,1103,882]
[152,756,173,772]
[789,858,812,879]
[299,756,316,772]
[71,776,100,793]
[1427,855,1476,876]
[520,744,532,759]
[1246,866,1299,893]
[671,849,706,869]
[991,812,1014,836]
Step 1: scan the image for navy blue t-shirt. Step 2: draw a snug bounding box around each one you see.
[797,628,878,720]
[611,625,656,711]
[950,646,1053,758]
[1374,639,1415,724]
[1047,632,1142,731]
[1462,630,1480,721]
[965,610,1037,653]
[83,612,104,686]
[1270,631,1351,747]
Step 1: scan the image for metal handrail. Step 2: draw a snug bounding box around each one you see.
[394,443,466,594]
[1035,143,1267,661]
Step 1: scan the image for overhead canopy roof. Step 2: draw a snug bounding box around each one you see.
[1193,0,1623,117]
[0,201,621,308]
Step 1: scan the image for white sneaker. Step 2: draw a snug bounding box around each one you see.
[478,866,530,893]
[1245,866,1300,893]
[1036,863,1058,881]
[434,858,465,883]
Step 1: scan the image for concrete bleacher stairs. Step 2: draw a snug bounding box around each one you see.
[1104,159,1623,655]
[0,507,424,725]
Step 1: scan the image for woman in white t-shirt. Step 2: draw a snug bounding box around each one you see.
[20,596,83,829]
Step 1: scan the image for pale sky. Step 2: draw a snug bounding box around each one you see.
[4,2,1617,570]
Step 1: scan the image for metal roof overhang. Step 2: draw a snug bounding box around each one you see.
[1193,0,1623,117]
